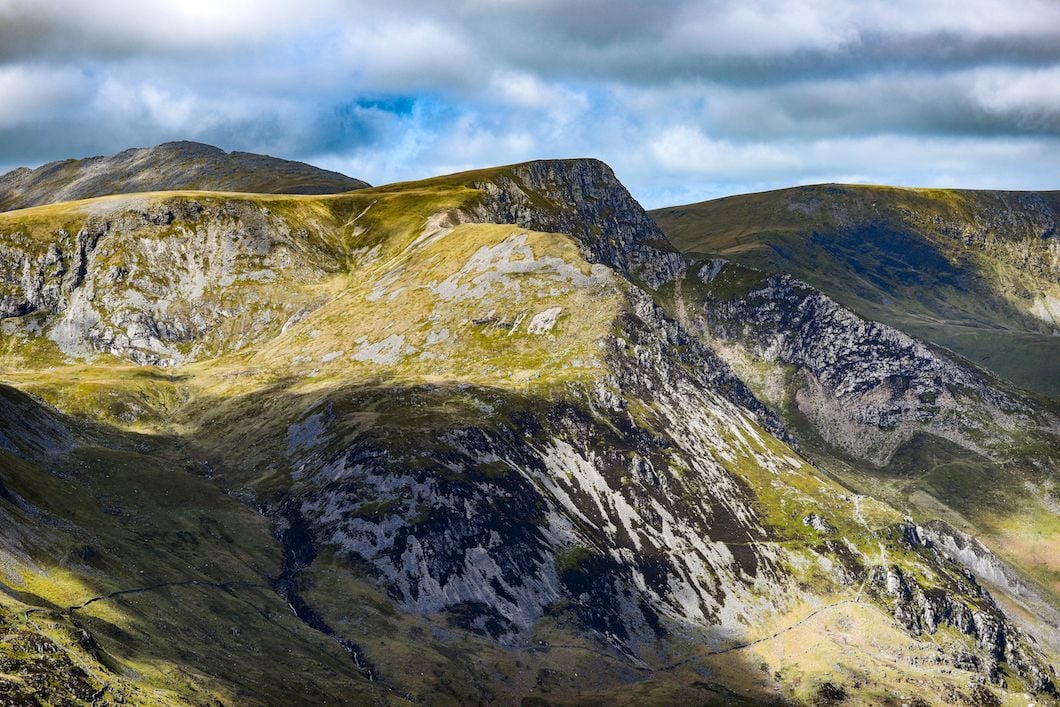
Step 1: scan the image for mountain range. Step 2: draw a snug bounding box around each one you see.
[0,143,1056,705]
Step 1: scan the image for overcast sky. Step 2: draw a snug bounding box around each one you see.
[1,0,1058,207]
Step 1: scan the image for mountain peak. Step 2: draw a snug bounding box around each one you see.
[462,158,686,288]
[0,141,370,212]
[155,139,225,151]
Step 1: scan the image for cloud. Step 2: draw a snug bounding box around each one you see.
[972,65,1060,131]
[0,0,344,60]
[649,126,800,177]
[697,67,1060,139]
[0,0,1058,205]
[0,65,90,127]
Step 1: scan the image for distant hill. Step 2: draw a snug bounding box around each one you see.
[652,185,1060,397]
[0,141,369,211]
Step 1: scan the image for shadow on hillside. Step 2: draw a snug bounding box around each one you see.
[171,375,819,703]
[2,377,800,704]
[0,384,378,704]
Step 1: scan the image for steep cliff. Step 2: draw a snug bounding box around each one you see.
[680,260,1054,464]
[661,256,1059,636]
[465,159,686,288]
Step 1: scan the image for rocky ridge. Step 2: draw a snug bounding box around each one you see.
[466,159,687,288]
[651,185,1060,397]
[683,259,1056,465]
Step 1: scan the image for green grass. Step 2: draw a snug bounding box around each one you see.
[554,545,595,575]
[0,437,379,705]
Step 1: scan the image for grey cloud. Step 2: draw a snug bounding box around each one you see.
[1,0,1058,204]
[700,69,1060,140]
[7,1,1060,82]
[0,0,342,61]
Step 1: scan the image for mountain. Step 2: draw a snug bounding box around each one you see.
[651,185,1060,397]
[0,141,369,212]
[656,257,1060,626]
[0,159,1057,705]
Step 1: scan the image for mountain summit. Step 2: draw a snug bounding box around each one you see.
[0,141,369,212]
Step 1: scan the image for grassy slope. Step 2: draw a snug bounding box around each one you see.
[652,185,1060,397]
[0,389,377,705]
[0,171,1054,704]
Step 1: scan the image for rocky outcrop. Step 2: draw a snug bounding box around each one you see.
[687,260,1052,463]
[919,520,1048,605]
[872,561,1055,694]
[0,141,369,212]
[283,286,801,654]
[917,519,1060,657]
[1,198,343,364]
[466,159,686,288]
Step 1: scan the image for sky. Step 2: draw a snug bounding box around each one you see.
[1,0,1058,208]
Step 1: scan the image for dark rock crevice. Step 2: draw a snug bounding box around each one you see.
[272,505,382,684]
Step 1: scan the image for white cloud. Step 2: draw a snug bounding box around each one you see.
[672,0,859,57]
[336,17,478,91]
[649,126,800,176]
[0,65,88,126]
[491,72,575,109]
[972,66,1060,130]
[632,133,1060,207]
[1,0,1058,206]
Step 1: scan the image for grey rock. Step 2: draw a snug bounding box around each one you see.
[686,265,1055,464]
[0,198,343,364]
[465,159,686,289]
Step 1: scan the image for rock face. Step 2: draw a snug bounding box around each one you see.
[918,519,1060,655]
[0,198,344,364]
[284,297,800,653]
[919,521,1042,602]
[873,524,1056,694]
[685,260,1055,464]
[651,184,1060,397]
[0,141,369,212]
[466,159,686,288]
